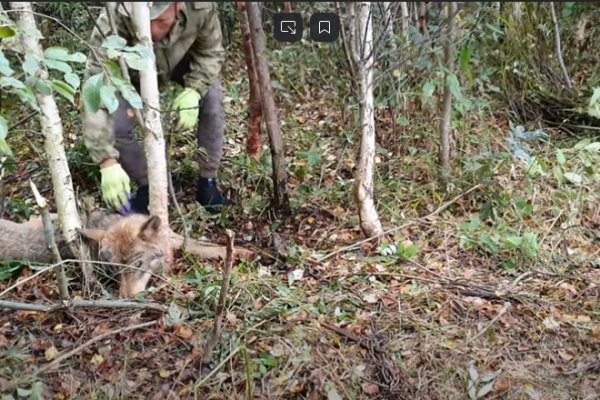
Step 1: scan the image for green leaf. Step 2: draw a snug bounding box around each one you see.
[0,76,25,89]
[122,52,151,71]
[81,72,104,113]
[102,35,127,50]
[0,50,14,76]
[504,235,523,249]
[100,84,119,114]
[0,115,6,139]
[588,87,600,119]
[0,25,15,38]
[522,232,539,259]
[447,73,462,102]
[52,80,75,104]
[397,117,410,126]
[124,44,155,61]
[421,81,436,105]
[556,149,566,165]
[459,45,472,76]
[44,47,85,63]
[23,52,39,77]
[35,78,52,96]
[63,72,80,89]
[0,138,12,157]
[564,172,583,185]
[105,59,123,79]
[118,84,142,109]
[13,87,39,111]
[45,59,72,74]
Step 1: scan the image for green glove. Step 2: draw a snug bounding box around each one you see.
[100,163,131,212]
[173,87,201,131]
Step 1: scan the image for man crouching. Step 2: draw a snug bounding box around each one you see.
[82,2,227,214]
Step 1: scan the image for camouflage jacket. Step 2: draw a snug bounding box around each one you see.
[82,2,225,164]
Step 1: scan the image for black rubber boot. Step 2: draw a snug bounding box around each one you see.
[196,177,225,214]
[130,185,150,214]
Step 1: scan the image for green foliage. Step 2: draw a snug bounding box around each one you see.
[79,35,150,113]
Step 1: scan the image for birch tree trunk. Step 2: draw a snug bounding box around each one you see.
[439,2,457,174]
[12,2,93,286]
[237,2,263,160]
[348,2,384,237]
[246,2,290,215]
[129,2,171,264]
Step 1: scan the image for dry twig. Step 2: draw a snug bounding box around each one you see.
[0,298,168,313]
[200,229,235,365]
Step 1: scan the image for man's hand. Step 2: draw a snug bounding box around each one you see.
[173,87,201,131]
[100,161,132,213]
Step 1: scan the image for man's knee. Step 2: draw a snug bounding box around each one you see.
[113,99,136,143]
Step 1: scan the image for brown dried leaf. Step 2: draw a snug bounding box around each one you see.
[361,383,380,395]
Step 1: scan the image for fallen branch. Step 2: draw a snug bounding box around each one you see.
[195,346,244,389]
[30,180,69,300]
[319,320,383,353]
[0,298,169,313]
[315,184,482,262]
[169,229,253,260]
[201,229,235,365]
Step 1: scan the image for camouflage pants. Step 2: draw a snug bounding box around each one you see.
[113,65,225,186]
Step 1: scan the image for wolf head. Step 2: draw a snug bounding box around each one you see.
[79,214,166,298]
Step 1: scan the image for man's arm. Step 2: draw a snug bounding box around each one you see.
[182,3,226,97]
[82,6,132,165]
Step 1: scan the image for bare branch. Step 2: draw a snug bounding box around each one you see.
[549,2,572,89]
[201,229,235,365]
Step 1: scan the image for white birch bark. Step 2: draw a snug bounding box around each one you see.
[349,2,384,237]
[129,2,171,263]
[12,2,93,284]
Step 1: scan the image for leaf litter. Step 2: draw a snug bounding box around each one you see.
[1,29,600,400]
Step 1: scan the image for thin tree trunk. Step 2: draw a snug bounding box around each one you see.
[439,2,457,174]
[11,1,94,287]
[400,2,410,41]
[382,2,397,51]
[348,2,384,237]
[129,2,172,264]
[246,2,290,215]
[237,2,263,160]
[418,2,429,38]
[549,2,572,89]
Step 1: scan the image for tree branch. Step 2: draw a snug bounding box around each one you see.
[201,229,235,365]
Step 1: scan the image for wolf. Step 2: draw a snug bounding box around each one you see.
[0,211,166,298]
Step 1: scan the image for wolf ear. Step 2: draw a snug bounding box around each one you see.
[78,227,106,242]
[139,215,161,241]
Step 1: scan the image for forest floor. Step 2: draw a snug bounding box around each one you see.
[2,26,600,400]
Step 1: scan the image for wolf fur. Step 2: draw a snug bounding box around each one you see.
[0,211,166,298]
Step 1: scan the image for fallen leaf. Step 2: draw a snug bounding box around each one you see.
[270,343,285,357]
[45,345,59,361]
[159,369,170,378]
[174,325,193,340]
[91,353,104,366]
[558,349,574,361]
[362,383,379,395]
[542,317,560,331]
